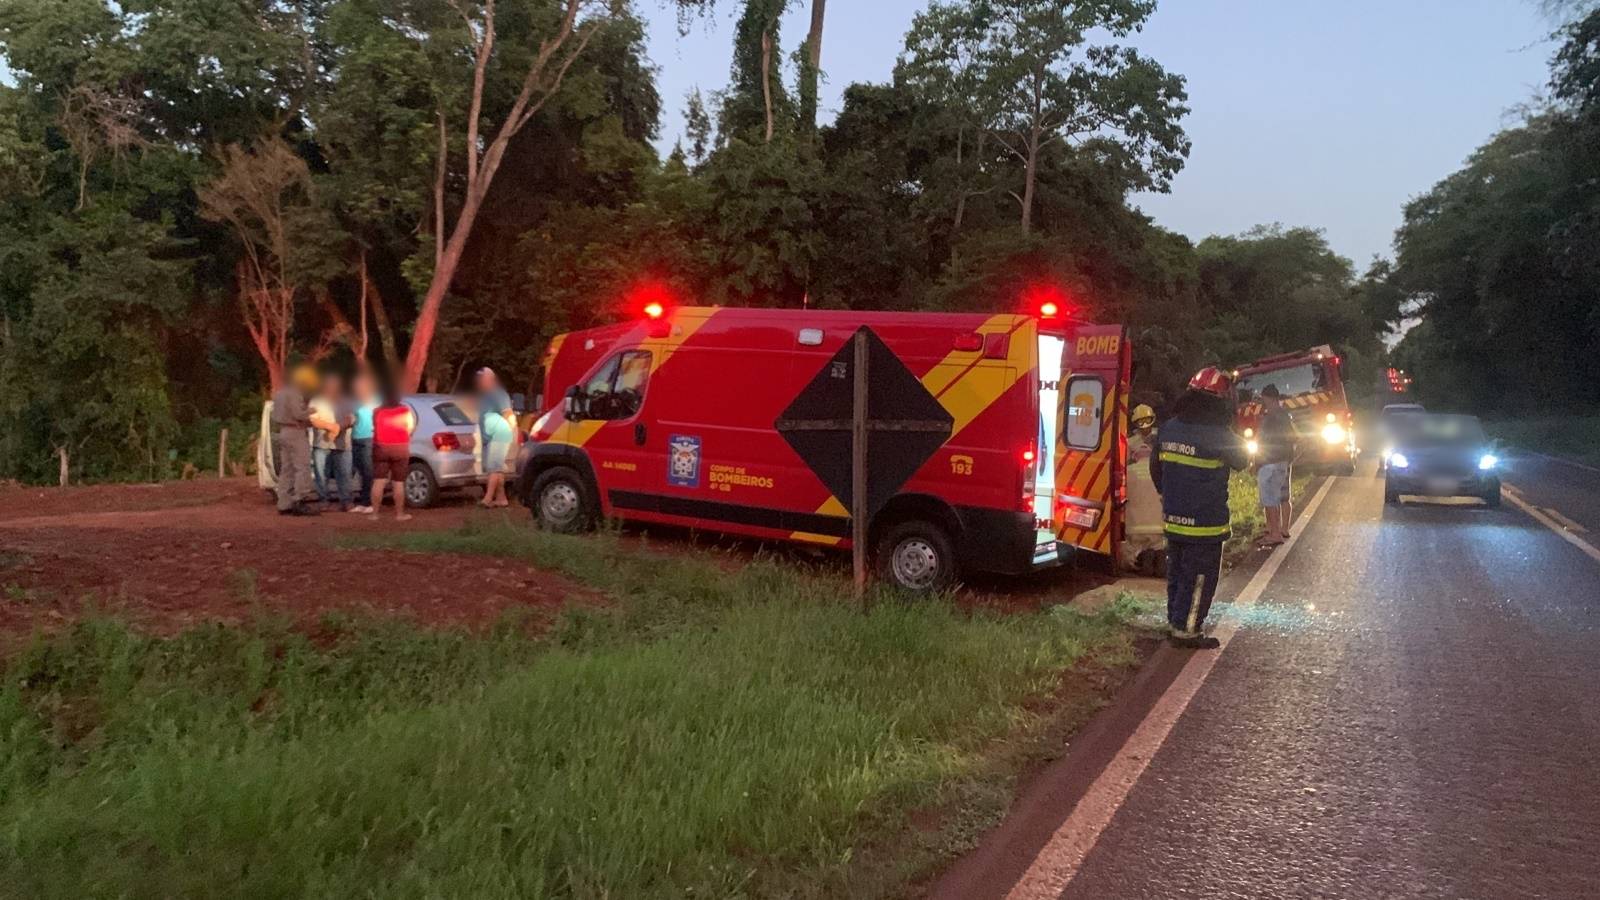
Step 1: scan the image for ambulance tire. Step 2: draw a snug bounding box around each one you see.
[875,520,957,594]
[530,466,595,534]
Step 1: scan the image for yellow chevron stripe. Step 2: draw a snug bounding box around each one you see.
[544,309,716,450]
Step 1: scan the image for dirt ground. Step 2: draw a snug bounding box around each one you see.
[0,477,1134,644]
[0,478,587,641]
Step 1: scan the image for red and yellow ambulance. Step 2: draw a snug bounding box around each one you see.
[517,304,1134,590]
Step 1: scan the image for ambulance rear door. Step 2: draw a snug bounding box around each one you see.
[1050,325,1131,566]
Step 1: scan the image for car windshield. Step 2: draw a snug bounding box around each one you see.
[1238,362,1326,399]
[1394,414,1485,447]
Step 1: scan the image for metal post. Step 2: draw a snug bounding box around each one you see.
[852,331,870,605]
[218,427,229,479]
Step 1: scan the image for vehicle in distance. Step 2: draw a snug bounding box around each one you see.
[257,394,489,508]
[1383,413,1501,507]
[1378,402,1427,468]
[1234,345,1358,475]
[515,305,1079,592]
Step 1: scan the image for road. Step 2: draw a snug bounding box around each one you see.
[934,458,1600,900]
[1500,449,1600,541]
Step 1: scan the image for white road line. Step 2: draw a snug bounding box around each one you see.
[1502,486,1600,566]
[1524,451,1600,476]
[1005,477,1339,900]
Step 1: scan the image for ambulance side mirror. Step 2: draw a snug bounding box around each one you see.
[564,385,586,421]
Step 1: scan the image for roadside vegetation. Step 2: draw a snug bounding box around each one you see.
[1226,469,1315,556]
[0,523,1147,898]
[1485,417,1600,468]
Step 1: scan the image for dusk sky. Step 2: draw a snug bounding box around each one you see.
[645,0,1561,267]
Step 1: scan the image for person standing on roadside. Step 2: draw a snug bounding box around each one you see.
[1150,368,1250,649]
[1254,385,1298,548]
[1121,403,1166,573]
[350,371,377,513]
[309,373,354,511]
[271,364,320,516]
[366,385,415,522]
[475,367,516,509]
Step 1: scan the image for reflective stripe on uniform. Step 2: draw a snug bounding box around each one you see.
[1158,451,1223,469]
[1165,522,1230,537]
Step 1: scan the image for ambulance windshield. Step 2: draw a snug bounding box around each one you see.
[1238,362,1326,400]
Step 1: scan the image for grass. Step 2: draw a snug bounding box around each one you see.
[0,522,1145,899]
[1226,469,1315,556]
[1485,415,1600,467]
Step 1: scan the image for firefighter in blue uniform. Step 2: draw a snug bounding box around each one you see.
[1149,367,1250,649]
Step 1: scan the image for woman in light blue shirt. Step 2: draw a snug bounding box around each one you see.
[476,367,515,508]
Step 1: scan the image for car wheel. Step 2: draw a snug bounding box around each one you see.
[404,462,439,509]
[530,466,594,534]
[1339,460,1357,477]
[1483,481,1503,509]
[875,520,957,593]
[1384,484,1400,505]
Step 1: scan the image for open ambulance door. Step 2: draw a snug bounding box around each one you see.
[1048,325,1131,568]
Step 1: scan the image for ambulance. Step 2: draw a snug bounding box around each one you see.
[1232,345,1358,475]
[516,303,1134,590]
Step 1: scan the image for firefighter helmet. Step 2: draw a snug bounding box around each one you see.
[1131,404,1156,429]
[1187,367,1233,398]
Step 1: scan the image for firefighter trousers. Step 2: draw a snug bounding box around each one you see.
[1166,539,1224,633]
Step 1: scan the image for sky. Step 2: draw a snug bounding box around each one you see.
[644,0,1562,266]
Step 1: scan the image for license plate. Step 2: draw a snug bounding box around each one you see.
[1061,506,1101,529]
[1428,477,1459,494]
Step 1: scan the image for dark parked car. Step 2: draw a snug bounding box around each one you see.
[1384,413,1501,507]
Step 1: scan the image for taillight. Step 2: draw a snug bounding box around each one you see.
[1021,446,1037,512]
[432,432,462,452]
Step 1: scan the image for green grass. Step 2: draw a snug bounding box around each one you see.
[1226,469,1314,556]
[1485,415,1600,467]
[0,523,1143,899]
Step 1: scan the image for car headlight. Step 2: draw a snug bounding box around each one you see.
[1390,452,1410,469]
[1246,439,1260,456]
[1321,423,1346,444]
[1478,453,1498,471]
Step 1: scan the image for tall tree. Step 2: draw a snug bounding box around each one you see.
[389,0,619,392]
[684,87,713,164]
[796,0,826,143]
[901,0,1189,233]
[198,140,343,391]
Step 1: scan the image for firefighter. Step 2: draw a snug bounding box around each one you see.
[272,364,321,516]
[1121,403,1165,573]
[1149,368,1250,649]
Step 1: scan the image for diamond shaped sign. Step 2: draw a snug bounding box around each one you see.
[775,327,954,519]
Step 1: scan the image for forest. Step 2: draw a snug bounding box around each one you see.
[0,0,1593,485]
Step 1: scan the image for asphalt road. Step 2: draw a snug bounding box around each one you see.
[936,459,1600,900]
[1500,450,1600,538]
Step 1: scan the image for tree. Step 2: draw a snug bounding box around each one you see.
[722,0,791,143]
[684,88,714,164]
[901,0,1189,233]
[796,0,826,143]
[198,139,343,391]
[386,0,620,392]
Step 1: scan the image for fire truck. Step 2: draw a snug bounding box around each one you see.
[516,304,1136,590]
[1233,345,1358,475]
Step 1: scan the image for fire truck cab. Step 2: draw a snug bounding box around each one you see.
[1233,345,1358,475]
[517,306,1135,590]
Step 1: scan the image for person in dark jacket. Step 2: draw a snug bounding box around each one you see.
[1150,367,1250,648]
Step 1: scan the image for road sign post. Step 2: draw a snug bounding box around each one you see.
[852,331,870,605]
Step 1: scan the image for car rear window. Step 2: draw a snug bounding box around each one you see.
[433,402,472,427]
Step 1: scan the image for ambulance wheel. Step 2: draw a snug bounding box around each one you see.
[875,520,956,593]
[530,467,594,534]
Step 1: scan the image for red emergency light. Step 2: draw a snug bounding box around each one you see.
[1022,284,1071,321]
[643,301,665,319]
[625,281,676,321]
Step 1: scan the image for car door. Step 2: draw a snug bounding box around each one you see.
[576,349,658,511]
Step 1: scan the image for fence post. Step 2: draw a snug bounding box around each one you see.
[57,446,69,488]
[218,428,229,479]
[852,331,870,606]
